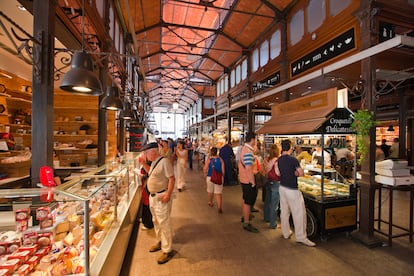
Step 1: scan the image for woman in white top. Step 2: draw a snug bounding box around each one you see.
[175,140,188,191]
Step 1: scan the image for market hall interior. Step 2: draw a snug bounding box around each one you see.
[120,165,414,276]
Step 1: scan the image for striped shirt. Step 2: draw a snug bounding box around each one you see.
[238,144,255,184]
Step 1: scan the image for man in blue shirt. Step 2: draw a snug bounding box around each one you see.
[277,139,316,247]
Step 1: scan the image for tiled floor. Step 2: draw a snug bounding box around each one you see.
[121,164,414,275]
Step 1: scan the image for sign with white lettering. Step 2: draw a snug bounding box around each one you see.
[291,28,355,77]
[318,108,354,134]
[230,90,248,104]
[252,71,281,94]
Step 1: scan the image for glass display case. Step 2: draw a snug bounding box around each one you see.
[0,164,141,275]
[265,133,358,239]
[298,174,355,201]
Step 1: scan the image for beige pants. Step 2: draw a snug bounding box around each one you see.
[149,192,173,253]
[279,185,307,241]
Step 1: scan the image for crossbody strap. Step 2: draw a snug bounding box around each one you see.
[149,157,164,176]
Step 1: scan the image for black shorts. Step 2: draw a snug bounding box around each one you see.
[241,183,258,206]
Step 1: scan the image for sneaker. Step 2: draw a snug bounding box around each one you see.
[157,250,175,264]
[243,223,259,233]
[283,230,293,239]
[297,239,316,247]
[149,241,161,252]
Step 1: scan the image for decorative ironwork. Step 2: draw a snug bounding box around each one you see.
[0,11,126,84]
[53,48,72,81]
[0,11,37,68]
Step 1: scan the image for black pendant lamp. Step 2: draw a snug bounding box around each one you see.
[120,101,134,119]
[59,0,102,95]
[60,52,103,95]
[100,86,124,111]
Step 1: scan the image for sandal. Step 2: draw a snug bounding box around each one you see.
[208,202,213,207]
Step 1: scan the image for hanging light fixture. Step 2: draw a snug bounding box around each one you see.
[120,100,133,119]
[172,101,179,110]
[100,86,124,111]
[387,125,395,132]
[59,0,102,95]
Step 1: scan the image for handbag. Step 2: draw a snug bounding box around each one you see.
[210,158,223,185]
[267,162,280,181]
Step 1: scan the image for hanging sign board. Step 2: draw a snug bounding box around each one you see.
[291,28,355,77]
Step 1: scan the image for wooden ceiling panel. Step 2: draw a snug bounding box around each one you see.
[120,0,160,31]
[237,0,274,16]
[137,28,161,57]
[237,17,274,47]
[116,0,297,113]
[267,0,296,11]
[223,13,251,43]
[209,36,242,67]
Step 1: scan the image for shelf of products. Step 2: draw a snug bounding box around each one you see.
[54,93,99,149]
[376,126,399,145]
[0,164,140,275]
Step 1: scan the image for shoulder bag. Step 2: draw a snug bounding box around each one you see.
[267,160,280,181]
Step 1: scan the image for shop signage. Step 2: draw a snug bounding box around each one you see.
[318,108,354,134]
[379,21,395,42]
[379,21,414,43]
[217,100,229,113]
[291,28,355,77]
[230,90,247,104]
[129,125,147,152]
[376,103,399,111]
[252,71,281,94]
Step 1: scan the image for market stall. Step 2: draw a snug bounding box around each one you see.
[258,88,358,239]
[0,162,141,275]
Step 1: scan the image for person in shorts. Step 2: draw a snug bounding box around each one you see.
[203,147,225,213]
[238,132,259,233]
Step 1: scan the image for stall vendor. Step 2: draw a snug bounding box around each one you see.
[311,146,331,167]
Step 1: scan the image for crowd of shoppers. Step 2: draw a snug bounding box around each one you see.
[135,135,322,266]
